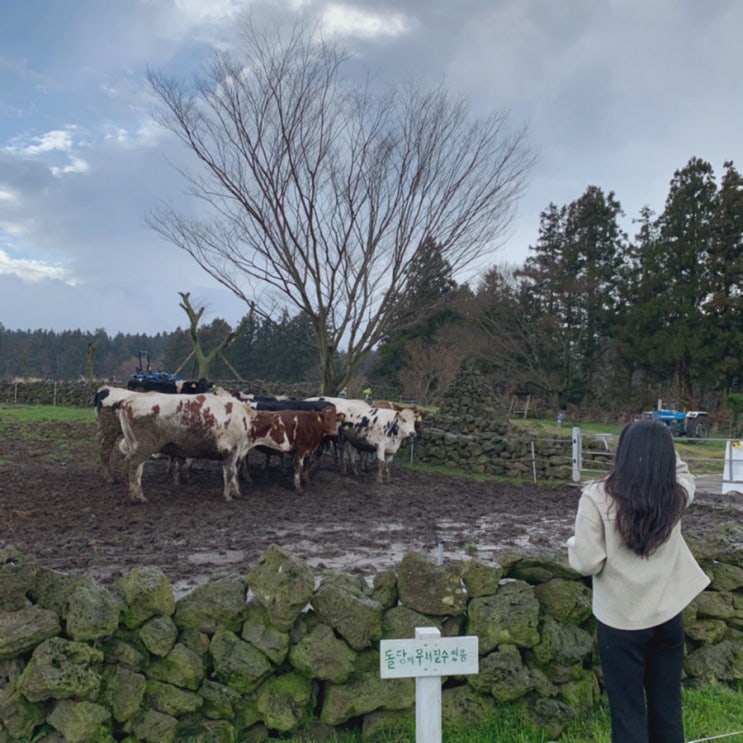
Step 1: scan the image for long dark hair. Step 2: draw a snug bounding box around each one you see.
[603,419,689,557]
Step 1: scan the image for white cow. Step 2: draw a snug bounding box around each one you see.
[307,396,417,482]
[115,392,292,502]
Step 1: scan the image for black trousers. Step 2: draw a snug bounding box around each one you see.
[597,613,685,743]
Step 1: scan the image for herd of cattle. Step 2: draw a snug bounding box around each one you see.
[93,378,422,503]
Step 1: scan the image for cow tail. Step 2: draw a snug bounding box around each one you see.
[116,403,138,457]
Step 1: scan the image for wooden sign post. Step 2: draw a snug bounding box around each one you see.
[380,627,479,743]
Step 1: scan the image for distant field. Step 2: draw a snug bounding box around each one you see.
[510,417,728,476]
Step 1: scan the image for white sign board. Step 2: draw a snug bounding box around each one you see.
[380,628,479,743]
[380,634,479,678]
[723,440,743,494]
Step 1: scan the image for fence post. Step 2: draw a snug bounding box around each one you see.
[572,426,582,483]
[415,627,442,743]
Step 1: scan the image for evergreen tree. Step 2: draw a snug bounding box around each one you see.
[706,160,743,392]
[562,186,626,401]
[646,157,717,403]
[517,188,626,404]
[610,205,660,405]
[373,237,460,386]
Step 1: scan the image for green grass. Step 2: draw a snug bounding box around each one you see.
[0,403,95,428]
[0,404,96,464]
[276,683,743,742]
[510,417,727,476]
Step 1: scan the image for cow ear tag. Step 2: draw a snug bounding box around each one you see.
[317,415,322,422]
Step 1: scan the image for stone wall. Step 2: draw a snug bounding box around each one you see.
[1,542,742,743]
[0,380,316,408]
[0,380,102,408]
[410,368,610,480]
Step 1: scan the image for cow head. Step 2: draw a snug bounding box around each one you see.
[320,408,340,435]
[396,408,418,439]
[250,411,292,451]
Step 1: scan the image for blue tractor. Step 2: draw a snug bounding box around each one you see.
[129,351,181,386]
[642,404,709,441]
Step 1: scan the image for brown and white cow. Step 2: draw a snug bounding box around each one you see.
[253,406,340,492]
[115,392,291,502]
[95,383,235,483]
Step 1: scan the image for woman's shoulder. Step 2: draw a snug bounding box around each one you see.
[580,478,613,512]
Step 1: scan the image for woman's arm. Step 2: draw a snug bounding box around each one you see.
[675,452,696,506]
[567,492,607,576]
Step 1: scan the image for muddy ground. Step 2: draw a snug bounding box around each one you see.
[1,420,741,598]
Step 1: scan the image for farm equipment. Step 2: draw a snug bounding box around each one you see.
[642,403,709,441]
[129,351,181,386]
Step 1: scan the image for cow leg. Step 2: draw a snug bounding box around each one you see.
[240,456,252,484]
[300,451,312,485]
[222,452,241,501]
[98,424,121,484]
[169,457,191,485]
[167,456,180,485]
[181,458,193,483]
[344,442,360,477]
[376,443,387,483]
[100,441,114,483]
[383,454,393,483]
[336,431,347,473]
[293,453,304,493]
[126,460,148,503]
[338,441,347,474]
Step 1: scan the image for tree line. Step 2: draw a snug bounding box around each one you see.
[385,156,743,415]
[0,313,318,388]
[2,155,740,418]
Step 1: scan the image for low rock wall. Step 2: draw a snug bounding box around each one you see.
[0,380,102,408]
[1,542,742,742]
[411,421,610,481]
[0,380,313,408]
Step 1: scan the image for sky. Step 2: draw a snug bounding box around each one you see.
[1,0,741,336]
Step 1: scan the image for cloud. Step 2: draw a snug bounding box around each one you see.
[173,0,247,25]
[0,248,71,283]
[320,3,414,39]
[12,129,74,156]
[4,126,91,179]
[50,157,90,177]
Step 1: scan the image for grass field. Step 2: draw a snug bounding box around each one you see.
[510,417,728,476]
[274,682,743,742]
[0,403,95,428]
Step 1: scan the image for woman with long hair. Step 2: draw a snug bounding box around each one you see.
[568,419,709,743]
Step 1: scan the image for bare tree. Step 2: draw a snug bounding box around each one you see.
[174,292,253,380]
[147,17,533,394]
[399,335,467,406]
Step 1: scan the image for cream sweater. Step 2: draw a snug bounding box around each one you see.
[567,456,710,630]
